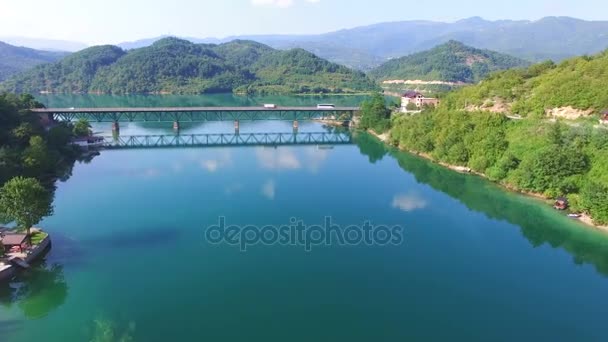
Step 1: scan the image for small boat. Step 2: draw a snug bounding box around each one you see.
[568,214,582,218]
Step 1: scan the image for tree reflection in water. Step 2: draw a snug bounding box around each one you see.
[0,262,68,319]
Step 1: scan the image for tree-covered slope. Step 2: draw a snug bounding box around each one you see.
[440,50,608,116]
[89,38,253,94]
[1,38,378,94]
[369,41,530,83]
[237,48,374,94]
[0,41,67,82]
[2,45,126,93]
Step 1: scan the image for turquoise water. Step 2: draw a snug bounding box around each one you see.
[1,95,608,341]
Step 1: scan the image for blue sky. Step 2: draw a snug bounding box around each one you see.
[0,0,606,45]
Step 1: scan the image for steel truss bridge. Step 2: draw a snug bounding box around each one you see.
[102,131,353,149]
[32,106,359,122]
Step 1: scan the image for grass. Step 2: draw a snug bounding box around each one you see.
[30,231,49,246]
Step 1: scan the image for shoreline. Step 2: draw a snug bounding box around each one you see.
[366,129,608,233]
[38,91,375,97]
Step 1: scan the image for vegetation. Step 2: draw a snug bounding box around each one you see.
[369,41,530,83]
[359,93,392,133]
[390,110,608,225]
[90,318,135,342]
[440,51,608,116]
[2,38,379,95]
[30,231,49,245]
[73,118,92,137]
[0,41,67,82]
[0,92,81,238]
[0,93,79,184]
[0,176,54,237]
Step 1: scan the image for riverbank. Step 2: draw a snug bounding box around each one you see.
[367,129,608,233]
[0,229,52,282]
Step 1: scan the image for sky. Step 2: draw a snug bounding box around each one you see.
[0,0,607,45]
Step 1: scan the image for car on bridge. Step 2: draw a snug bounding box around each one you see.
[263,104,277,109]
[317,104,335,109]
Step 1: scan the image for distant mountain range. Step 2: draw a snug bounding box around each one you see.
[113,17,608,70]
[369,41,531,83]
[0,38,377,95]
[0,42,68,81]
[4,16,608,76]
[0,36,87,52]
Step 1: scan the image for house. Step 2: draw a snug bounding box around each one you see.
[71,136,104,149]
[0,233,28,254]
[401,91,439,112]
[553,197,569,211]
[600,110,608,125]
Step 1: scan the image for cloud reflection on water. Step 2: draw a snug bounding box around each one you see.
[392,192,428,212]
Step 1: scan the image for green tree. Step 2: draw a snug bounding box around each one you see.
[406,103,418,111]
[360,93,391,133]
[0,177,54,239]
[22,136,52,173]
[580,182,608,225]
[73,118,92,137]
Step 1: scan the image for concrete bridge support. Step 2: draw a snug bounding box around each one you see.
[173,121,180,131]
[293,120,299,133]
[234,120,240,135]
[112,121,120,134]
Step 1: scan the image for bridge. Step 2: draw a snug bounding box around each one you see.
[102,131,353,149]
[33,106,359,132]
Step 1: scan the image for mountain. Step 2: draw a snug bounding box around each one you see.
[1,38,377,95]
[113,17,608,70]
[369,41,530,83]
[0,41,68,81]
[441,49,608,116]
[0,36,87,52]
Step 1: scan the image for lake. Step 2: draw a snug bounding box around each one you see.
[1,94,608,341]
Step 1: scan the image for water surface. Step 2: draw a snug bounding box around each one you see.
[1,95,607,341]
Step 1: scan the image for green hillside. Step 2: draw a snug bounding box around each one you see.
[377,49,608,225]
[0,41,67,82]
[441,50,608,116]
[369,41,530,83]
[1,38,377,95]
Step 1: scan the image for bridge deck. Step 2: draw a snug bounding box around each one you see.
[33,106,359,113]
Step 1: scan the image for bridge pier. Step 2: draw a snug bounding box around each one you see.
[293,120,299,133]
[111,121,120,134]
[173,121,180,131]
[234,120,240,135]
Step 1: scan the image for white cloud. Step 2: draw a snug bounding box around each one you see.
[201,160,219,172]
[200,151,233,173]
[262,180,276,200]
[304,148,329,173]
[256,148,301,170]
[391,193,428,212]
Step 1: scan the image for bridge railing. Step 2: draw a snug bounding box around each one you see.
[33,107,359,123]
[102,132,353,149]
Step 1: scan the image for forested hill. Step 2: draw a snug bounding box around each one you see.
[0,41,67,82]
[1,38,377,95]
[369,41,530,83]
[440,49,608,117]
